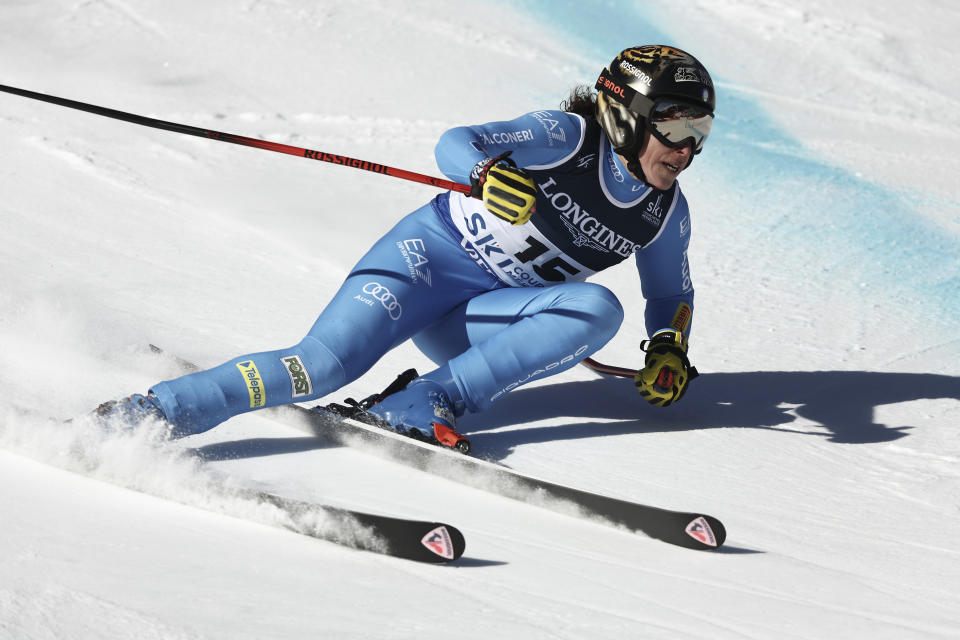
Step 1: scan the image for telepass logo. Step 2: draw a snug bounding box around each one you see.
[236,360,266,408]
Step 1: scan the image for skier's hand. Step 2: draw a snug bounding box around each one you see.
[469,151,537,225]
[634,329,699,407]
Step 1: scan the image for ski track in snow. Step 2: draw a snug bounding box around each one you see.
[1,0,959,638]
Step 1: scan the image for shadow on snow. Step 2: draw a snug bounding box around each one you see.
[461,370,960,457]
[191,370,959,462]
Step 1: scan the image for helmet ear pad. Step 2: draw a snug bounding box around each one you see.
[596,92,649,183]
[596,92,642,157]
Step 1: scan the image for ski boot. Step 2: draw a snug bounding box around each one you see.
[366,378,471,454]
[319,369,472,454]
[93,392,167,426]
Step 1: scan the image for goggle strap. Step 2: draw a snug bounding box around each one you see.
[597,69,693,120]
[595,69,652,114]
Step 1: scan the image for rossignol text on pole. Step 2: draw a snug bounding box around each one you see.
[0,83,471,194]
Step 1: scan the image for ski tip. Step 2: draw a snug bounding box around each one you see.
[682,515,726,550]
[414,523,466,563]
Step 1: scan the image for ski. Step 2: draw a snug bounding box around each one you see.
[249,490,465,563]
[287,405,725,551]
[150,346,726,550]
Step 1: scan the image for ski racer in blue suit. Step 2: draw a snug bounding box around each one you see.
[99,45,717,451]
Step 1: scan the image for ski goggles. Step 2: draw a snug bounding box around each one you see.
[596,70,714,153]
[645,100,713,153]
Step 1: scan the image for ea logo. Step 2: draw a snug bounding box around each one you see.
[362,282,402,320]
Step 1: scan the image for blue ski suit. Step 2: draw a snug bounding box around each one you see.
[150,110,695,435]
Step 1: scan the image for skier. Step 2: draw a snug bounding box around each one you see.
[99,45,715,450]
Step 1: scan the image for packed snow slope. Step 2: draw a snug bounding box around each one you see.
[2,1,959,638]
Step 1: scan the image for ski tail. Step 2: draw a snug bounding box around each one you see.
[255,491,466,563]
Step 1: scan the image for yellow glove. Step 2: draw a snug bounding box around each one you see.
[469,152,537,225]
[635,329,699,406]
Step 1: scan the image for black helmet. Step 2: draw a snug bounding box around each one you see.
[595,45,715,166]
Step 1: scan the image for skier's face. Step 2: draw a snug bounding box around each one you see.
[635,130,692,190]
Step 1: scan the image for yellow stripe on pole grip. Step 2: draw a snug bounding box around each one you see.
[671,303,692,335]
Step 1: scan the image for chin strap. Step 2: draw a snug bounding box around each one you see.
[625,158,647,184]
[621,144,695,185]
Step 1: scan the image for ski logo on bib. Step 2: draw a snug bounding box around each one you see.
[421,526,455,559]
[685,516,718,547]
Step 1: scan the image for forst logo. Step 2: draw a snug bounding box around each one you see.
[281,355,312,398]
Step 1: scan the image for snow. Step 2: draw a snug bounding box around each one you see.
[2,0,959,638]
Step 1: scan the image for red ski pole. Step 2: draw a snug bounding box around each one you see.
[580,357,635,378]
[1,83,640,377]
[0,83,472,194]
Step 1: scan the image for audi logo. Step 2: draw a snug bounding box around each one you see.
[362,282,402,320]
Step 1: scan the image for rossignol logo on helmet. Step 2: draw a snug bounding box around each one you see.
[236,360,266,409]
[618,60,652,85]
[280,355,312,398]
